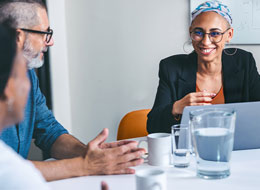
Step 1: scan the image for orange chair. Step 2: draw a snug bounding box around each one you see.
[117,109,150,140]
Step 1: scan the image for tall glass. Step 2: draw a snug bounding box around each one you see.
[189,108,236,179]
[171,124,191,168]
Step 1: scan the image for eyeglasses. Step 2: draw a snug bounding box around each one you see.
[20,27,53,43]
[190,28,230,43]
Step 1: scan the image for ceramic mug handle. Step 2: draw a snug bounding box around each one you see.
[137,139,148,160]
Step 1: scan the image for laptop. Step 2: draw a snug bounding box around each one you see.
[181,101,260,150]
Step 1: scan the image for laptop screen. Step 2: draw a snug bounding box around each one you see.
[181,101,260,150]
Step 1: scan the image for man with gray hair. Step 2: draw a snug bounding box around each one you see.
[0,0,145,181]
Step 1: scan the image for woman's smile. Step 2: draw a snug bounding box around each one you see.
[198,47,216,55]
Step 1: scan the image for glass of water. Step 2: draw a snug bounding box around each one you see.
[190,108,236,179]
[171,124,191,168]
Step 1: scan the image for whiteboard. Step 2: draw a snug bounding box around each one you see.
[190,0,260,44]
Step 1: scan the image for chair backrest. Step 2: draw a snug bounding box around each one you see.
[117,109,150,140]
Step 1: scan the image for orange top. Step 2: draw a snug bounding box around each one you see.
[196,85,225,104]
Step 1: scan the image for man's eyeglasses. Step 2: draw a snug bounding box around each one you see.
[190,28,230,43]
[20,27,53,43]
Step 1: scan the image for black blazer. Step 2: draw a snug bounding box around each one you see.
[147,48,260,133]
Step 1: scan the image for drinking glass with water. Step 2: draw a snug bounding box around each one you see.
[190,108,236,179]
[171,124,192,168]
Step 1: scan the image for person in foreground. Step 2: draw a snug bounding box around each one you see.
[147,1,260,133]
[0,23,51,189]
[0,0,145,181]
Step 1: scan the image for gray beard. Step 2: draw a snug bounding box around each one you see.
[26,53,44,70]
[23,37,45,69]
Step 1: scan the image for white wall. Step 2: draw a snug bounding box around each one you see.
[47,0,72,132]
[48,0,260,143]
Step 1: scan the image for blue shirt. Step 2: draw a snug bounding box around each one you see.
[0,70,68,158]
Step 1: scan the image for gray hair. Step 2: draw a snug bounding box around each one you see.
[0,2,46,28]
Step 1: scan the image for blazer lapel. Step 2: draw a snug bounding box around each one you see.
[222,52,244,103]
[177,52,197,99]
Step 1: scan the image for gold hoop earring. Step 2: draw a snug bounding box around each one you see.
[224,48,237,56]
[224,42,237,56]
[183,40,193,54]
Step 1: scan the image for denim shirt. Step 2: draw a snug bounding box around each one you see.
[0,70,68,158]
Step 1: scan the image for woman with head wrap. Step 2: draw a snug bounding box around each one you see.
[147,1,260,133]
[0,23,50,189]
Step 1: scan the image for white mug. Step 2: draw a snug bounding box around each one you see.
[136,169,167,190]
[139,133,171,166]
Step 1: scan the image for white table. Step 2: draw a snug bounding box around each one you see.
[48,140,260,190]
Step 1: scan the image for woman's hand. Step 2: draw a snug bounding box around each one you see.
[172,91,216,115]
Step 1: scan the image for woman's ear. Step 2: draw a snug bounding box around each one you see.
[16,29,26,50]
[189,26,192,33]
[226,27,234,43]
